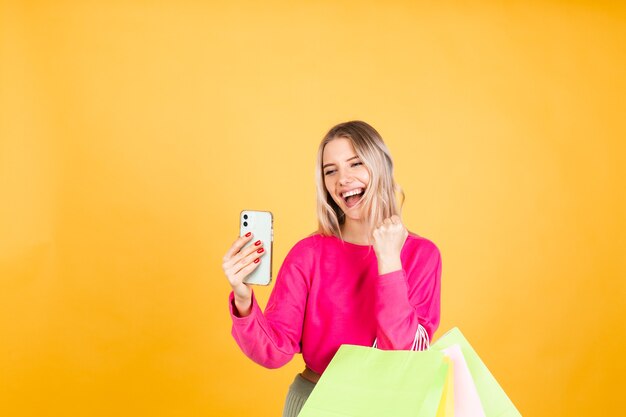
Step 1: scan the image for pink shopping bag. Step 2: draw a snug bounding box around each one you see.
[442,344,486,417]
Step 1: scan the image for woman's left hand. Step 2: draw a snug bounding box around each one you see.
[372,215,408,274]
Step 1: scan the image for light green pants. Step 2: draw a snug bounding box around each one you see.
[282,374,316,417]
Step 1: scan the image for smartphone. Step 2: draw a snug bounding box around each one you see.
[240,210,273,285]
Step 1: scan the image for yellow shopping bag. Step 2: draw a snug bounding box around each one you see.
[436,356,455,417]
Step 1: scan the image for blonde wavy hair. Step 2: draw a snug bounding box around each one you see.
[315,120,404,240]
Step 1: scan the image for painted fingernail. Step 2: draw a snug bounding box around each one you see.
[254,240,262,246]
[254,258,260,263]
[257,248,264,253]
[245,232,252,237]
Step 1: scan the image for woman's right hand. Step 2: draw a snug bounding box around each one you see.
[222,233,265,316]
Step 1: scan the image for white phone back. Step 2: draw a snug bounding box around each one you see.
[240,210,273,285]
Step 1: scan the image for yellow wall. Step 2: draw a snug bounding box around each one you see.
[1,1,624,416]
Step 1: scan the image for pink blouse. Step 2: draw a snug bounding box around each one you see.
[229,232,441,374]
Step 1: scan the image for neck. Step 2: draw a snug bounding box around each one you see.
[340,218,371,245]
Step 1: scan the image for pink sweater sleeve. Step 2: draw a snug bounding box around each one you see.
[229,242,310,369]
[374,239,442,350]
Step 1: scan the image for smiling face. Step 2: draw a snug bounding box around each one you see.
[315,121,401,239]
[322,137,371,221]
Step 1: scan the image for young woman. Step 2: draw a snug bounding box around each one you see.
[222,121,441,417]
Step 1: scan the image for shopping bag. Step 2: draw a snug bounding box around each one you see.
[440,344,486,417]
[431,328,522,417]
[435,355,455,417]
[298,344,452,417]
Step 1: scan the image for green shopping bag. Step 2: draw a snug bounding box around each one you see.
[298,344,451,417]
[431,328,522,417]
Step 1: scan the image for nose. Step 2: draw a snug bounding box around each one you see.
[338,169,353,186]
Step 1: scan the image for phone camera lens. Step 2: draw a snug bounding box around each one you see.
[243,221,248,227]
[243,214,248,220]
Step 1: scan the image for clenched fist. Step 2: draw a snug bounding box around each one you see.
[372,215,408,274]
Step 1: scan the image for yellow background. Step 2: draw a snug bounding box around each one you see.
[1,1,625,416]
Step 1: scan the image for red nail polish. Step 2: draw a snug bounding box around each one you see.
[257,248,264,253]
[254,240,262,246]
[254,258,260,263]
[245,232,252,237]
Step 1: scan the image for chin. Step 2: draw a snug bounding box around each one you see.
[343,208,364,221]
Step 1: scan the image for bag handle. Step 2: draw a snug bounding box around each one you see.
[372,324,430,351]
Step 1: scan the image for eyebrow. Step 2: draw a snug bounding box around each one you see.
[322,156,360,170]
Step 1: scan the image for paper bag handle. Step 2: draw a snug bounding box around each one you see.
[372,324,430,351]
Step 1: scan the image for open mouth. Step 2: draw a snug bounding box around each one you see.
[341,188,365,209]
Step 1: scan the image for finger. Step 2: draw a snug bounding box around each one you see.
[224,233,254,261]
[383,218,393,225]
[390,215,401,224]
[232,246,266,274]
[224,239,264,268]
[232,248,265,278]
[233,257,262,282]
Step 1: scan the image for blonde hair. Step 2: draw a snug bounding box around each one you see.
[315,120,405,240]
